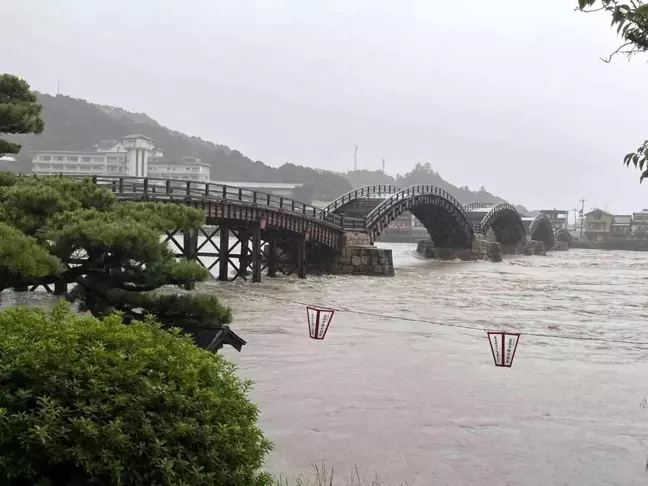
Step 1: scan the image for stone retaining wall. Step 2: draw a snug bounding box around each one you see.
[500,240,546,256]
[523,240,546,255]
[342,231,372,247]
[415,236,548,261]
[416,238,502,262]
[551,241,569,251]
[329,246,394,276]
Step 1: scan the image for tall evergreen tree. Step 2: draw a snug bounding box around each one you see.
[0,74,44,156]
[0,175,244,352]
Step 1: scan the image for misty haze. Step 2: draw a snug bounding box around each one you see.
[3,0,648,485]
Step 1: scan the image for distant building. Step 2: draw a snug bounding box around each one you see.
[583,209,614,242]
[32,150,129,176]
[611,214,632,238]
[538,209,569,231]
[633,210,648,238]
[634,210,648,224]
[148,160,211,182]
[31,135,209,182]
[93,139,125,153]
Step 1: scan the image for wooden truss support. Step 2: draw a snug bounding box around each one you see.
[251,224,262,283]
[54,279,67,295]
[267,237,277,278]
[219,226,230,281]
[239,229,249,277]
[297,234,306,279]
[183,228,199,290]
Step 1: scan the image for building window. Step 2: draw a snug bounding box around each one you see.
[67,156,79,162]
[40,155,52,161]
[82,157,92,162]
[55,156,65,161]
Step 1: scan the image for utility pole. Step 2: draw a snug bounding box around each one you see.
[57,80,60,96]
[353,146,358,171]
[579,197,586,240]
[381,158,385,173]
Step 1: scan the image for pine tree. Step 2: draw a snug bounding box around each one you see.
[0,74,44,156]
[0,175,244,352]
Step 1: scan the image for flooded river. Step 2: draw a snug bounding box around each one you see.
[5,245,648,485]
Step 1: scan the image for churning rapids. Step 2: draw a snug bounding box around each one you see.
[5,245,648,485]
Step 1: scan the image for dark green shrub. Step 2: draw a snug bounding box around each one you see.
[0,175,237,351]
[0,304,273,485]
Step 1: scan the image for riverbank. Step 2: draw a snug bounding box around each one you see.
[571,238,648,251]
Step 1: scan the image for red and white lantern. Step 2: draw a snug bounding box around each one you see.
[487,331,520,367]
[306,306,335,340]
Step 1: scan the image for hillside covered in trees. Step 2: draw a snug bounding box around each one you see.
[8,94,353,201]
[7,93,524,210]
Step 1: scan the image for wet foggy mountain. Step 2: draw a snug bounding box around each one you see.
[8,93,525,211]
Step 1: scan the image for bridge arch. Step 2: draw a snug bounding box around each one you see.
[366,185,474,248]
[528,214,555,250]
[480,203,527,245]
[555,228,573,244]
[463,201,489,211]
[323,185,400,217]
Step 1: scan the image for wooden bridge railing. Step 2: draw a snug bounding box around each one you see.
[83,176,367,231]
[322,185,401,215]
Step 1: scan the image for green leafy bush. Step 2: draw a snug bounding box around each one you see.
[0,304,273,485]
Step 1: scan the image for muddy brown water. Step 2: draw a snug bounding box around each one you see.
[5,245,648,485]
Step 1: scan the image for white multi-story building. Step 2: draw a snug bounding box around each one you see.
[32,135,210,182]
[32,151,128,176]
[148,158,211,182]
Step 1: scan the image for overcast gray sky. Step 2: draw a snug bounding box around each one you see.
[4,0,648,213]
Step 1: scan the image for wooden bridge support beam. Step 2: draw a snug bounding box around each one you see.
[219,226,230,281]
[267,236,277,278]
[183,228,199,290]
[53,279,67,295]
[239,229,249,277]
[297,234,306,279]
[251,224,262,283]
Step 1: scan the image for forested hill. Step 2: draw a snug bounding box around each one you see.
[9,94,353,200]
[8,93,525,211]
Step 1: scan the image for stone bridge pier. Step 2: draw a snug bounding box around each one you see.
[275,231,394,277]
[330,232,394,276]
[416,236,502,262]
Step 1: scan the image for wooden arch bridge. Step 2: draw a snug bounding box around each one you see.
[325,186,537,248]
[79,177,548,283]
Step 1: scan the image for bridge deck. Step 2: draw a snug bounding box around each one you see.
[88,176,367,246]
